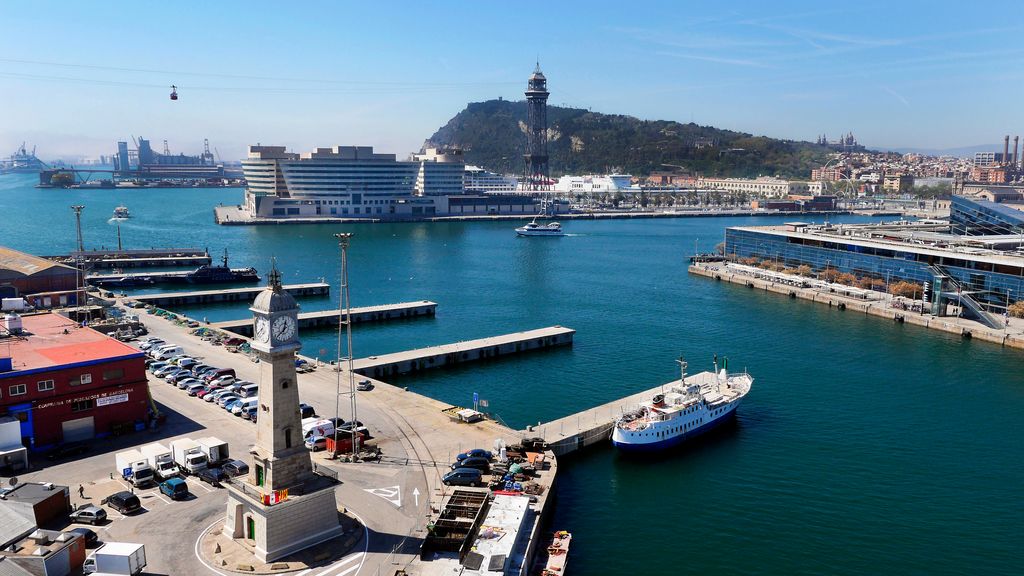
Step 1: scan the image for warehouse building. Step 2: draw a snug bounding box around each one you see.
[0,247,80,308]
[0,313,149,450]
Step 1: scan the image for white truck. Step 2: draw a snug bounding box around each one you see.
[196,437,229,467]
[84,542,147,575]
[139,442,178,480]
[169,438,208,475]
[114,450,155,487]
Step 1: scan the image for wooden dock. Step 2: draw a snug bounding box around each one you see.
[211,301,438,336]
[350,326,575,378]
[530,371,720,457]
[128,282,330,307]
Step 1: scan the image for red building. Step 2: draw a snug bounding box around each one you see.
[0,313,150,449]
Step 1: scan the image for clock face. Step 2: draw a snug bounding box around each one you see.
[254,318,270,343]
[272,316,297,342]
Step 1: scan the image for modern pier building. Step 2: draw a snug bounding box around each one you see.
[724,195,1024,325]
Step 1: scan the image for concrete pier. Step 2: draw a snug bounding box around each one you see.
[210,301,438,336]
[530,371,722,456]
[88,255,212,268]
[689,262,1024,351]
[351,326,575,378]
[128,282,330,307]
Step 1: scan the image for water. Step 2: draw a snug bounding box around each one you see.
[2,173,1021,574]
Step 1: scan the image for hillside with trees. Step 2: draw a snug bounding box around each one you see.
[426,99,831,179]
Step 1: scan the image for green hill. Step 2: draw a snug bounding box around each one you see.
[426,99,831,179]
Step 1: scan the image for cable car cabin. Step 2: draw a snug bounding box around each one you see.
[170,85,178,100]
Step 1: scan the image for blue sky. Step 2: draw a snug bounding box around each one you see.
[2,0,1023,160]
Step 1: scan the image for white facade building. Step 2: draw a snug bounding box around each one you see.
[412,148,465,196]
[553,174,634,194]
[464,165,518,193]
[242,145,465,219]
[697,177,812,198]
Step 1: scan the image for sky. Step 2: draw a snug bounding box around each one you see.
[2,0,1023,161]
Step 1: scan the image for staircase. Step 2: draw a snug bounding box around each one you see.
[928,265,1002,329]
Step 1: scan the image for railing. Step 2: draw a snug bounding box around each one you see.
[929,265,1001,329]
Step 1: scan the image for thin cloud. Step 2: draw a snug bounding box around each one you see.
[654,51,771,68]
[882,86,910,108]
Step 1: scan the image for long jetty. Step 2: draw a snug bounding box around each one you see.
[47,248,211,268]
[211,301,437,336]
[530,371,721,456]
[351,326,575,378]
[128,283,330,307]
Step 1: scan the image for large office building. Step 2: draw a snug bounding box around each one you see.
[242,145,421,218]
[723,195,1024,325]
[698,177,813,198]
[412,148,465,196]
[0,313,150,449]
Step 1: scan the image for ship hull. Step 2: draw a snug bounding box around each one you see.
[611,403,739,452]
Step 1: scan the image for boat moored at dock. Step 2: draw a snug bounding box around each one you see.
[611,357,752,452]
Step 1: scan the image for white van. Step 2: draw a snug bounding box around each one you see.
[238,383,259,398]
[232,397,258,415]
[153,346,184,361]
[148,344,178,358]
[301,418,334,440]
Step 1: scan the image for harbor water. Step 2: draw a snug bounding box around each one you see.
[1,174,1021,575]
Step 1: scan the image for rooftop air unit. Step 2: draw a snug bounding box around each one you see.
[2,314,22,335]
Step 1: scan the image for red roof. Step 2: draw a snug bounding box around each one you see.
[2,313,142,373]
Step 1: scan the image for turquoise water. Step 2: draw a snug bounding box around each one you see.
[2,173,1020,574]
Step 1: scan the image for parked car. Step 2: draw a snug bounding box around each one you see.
[68,527,99,546]
[147,361,169,373]
[154,365,181,378]
[221,393,242,407]
[222,459,250,477]
[101,491,142,514]
[442,468,483,487]
[205,389,230,403]
[165,370,193,384]
[457,449,493,462]
[185,382,206,396]
[305,435,328,451]
[356,379,374,391]
[211,375,236,388]
[242,406,258,421]
[452,456,490,472]
[223,398,244,412]
[177,358,199,369]
[175,377,201,390]
[299,403,316,419]
[191,364,215,376]
[197,467,228,488]
[158,477,189,500]
[337,421,370,438]
[195,386,216,399]
[139,339,165,351]
[46,441,89,461]
[69,504,107,525]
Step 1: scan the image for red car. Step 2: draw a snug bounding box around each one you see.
[196,386,217,399]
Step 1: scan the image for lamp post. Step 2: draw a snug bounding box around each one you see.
[333,233,359,460]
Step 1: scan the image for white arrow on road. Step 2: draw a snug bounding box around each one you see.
[413,487,420,507]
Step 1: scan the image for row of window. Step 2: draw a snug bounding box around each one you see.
[2,369,125,398]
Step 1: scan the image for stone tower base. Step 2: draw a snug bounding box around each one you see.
[225,480,344,563]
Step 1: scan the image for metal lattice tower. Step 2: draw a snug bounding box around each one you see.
[524,61,550,189]
[71,205,85,252]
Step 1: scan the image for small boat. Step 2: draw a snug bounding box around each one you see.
[112,205,131,219]
[542,531,571,576]
[611,356,752,452]
[515,219,564,237]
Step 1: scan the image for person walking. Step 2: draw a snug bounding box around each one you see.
[78,485,84,499]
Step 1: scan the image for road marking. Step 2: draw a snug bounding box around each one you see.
[412,487,420,507]
[363,486,401,507]
[312,552,363,576]
[192,480,215,493]
[294,570,312,576]
[153,493,171,505]
[336,563,361,576]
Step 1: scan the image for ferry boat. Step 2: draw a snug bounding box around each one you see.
[515,219,564,237]
[542,531,571,576]
[611,357,752,452]
[112,205,131,219]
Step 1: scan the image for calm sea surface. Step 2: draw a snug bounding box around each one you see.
[1,174,1020,575]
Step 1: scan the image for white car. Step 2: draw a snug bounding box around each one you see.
[139,339,165,351]
[211,375,236,388]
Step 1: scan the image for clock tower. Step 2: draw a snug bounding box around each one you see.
[223,263,343,562]
[248,264,309,489]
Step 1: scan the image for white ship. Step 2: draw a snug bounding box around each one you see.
[611,357,752,452]
[112,205,131,219]
[516,219,564,237]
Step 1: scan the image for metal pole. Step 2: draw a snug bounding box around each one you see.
[335,233,358,460]
[71,205,85,252]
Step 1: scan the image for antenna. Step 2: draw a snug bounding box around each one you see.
[162,140,170,155]
[676,355,688,384]
[333,233,359,460]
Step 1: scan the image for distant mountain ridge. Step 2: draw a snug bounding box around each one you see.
[882,143,999,157]
[426,99,832,179]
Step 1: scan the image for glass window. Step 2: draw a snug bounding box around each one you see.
[9,384,26,396]
[70,373,93,386]
[72,399,94,412]
[103,368,124,381]
[37,380,55,392]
